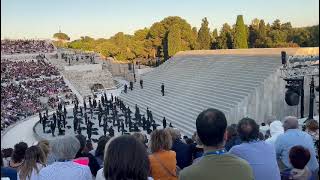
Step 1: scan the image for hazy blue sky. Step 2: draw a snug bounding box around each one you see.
[1,0,319,40]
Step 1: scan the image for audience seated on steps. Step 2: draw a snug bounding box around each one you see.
[179,108,254,180]
[95,135,153,180]
[229,117,281,180]
[275,116,319,179]
[38,136,92,180]
[165,127,192,169]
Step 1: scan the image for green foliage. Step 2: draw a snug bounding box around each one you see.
[62,15,318,61]
[233,15,248,48]
[211,29,218,49]
[216,23,233,49]
[53,32,70,41]
[167,24,182,57]
[197,17,211,49]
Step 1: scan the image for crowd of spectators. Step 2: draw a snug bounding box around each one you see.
[1,108,318,180]
[1,40,55,55]
[1,59,60,81]
[1,57,75,131]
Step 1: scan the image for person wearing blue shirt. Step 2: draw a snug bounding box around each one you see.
[275,116,319,179]
[229,117,281,180]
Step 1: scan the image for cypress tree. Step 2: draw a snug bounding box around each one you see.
[197,17,211,49]
[233,15,248,48]
[167,24,182,57]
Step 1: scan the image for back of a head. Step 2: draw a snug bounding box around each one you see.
[237,118,260,142]
[95,136,110,158]
[37,140,50,157]
[283,116,299,131]
[226,124,238,140]
[104,135,149,180]
[75,134,87,152]
[132,132,146,145]
[12,142,28,163]
[150,129,172,153]
[164,127,180,141]
[51,136,80,161]
[19,146,44,180]
[306,119,319,132]
[2,148,13,158]
[196,108,227,147]
[269,121,284,136]
[289,145,311,170]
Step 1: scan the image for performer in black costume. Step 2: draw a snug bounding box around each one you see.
[50,121,56,136]
[140,79,143,89]
[124,84,128,93]
[108,126,114,137]
[163,117,167,129]
[161,83,165,96]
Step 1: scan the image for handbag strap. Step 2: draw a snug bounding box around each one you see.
[152,154,177,177]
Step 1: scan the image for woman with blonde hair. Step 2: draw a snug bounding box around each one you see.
[149,129,177,180]
[37,140,50,164]
[18,146,45,180]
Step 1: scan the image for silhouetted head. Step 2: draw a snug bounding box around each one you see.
[104,135,150,180]
[196,108,227,147]
[237,118,260,142]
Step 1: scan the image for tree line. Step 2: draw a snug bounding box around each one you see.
[53,15,319,61]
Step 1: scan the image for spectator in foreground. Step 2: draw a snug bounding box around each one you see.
[229,118,281,180]
[96,135,152,180]
[132,132,148,150]
[75,135,100,176]
[18,146,45,180]
[38,136,92,180]
[1,153,17,180]
[179,108,253,180]
[149,129,177,180]
[1,148,13,167]
[165,128,192,169]
[282,146,312,180]
[225,124,241,151]
[305,119,319,155]
[93,136,110,168]
[190,132,204,163]
[275,116,319,178]
[9,142,28,170]
[265,120,284,145]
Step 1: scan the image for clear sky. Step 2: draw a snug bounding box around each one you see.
[1,0,319,40]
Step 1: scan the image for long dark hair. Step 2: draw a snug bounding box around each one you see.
[11,142,28,163]
[19,146,45,180]
[95,136,110,158]
[104,135,150,180]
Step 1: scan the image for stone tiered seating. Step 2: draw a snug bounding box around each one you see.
[119,49,318,137]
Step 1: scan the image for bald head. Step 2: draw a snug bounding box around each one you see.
[283,116,299,131]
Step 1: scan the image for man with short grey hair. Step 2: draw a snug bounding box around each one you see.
[275,116,319,177]
[39,136,92,180]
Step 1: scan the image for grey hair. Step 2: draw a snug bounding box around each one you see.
[164,127,181,141]
[283,116,299,131]
[51,136,80,160]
